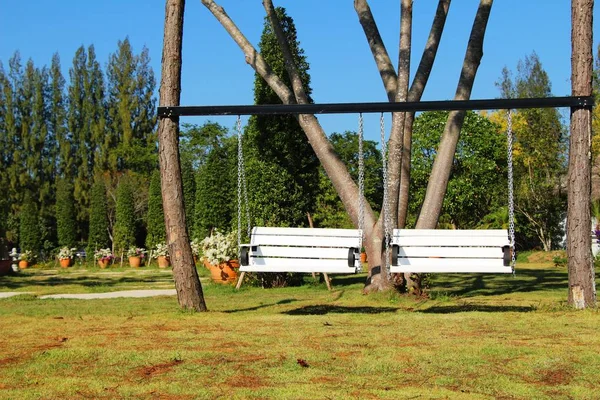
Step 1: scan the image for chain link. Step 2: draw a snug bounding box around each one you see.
[380,113,391,276]
[237,116,252,251]
[358,114,365,249]
[506,110,516,272]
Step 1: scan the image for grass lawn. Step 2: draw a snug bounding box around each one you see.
[0,259,599,399]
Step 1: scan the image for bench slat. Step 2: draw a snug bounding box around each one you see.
[240,257,358,273]
[397,246,504,259]
[250,246,351,259]
[252,227,362,237]
[394,229,508,237]
[390,264,513,273]
[250,235,360,248]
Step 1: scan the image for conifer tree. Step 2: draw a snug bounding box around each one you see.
[56,178,77,248]
[19,191,41,253]
[246,7,319,227]
[181,154,196,235]
[87,179,110,256]
[113,177,136,255]
[146,170,166,250]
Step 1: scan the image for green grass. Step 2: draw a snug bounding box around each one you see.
[0,260,599,399]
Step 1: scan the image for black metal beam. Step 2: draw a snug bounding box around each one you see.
[157,96,594,118]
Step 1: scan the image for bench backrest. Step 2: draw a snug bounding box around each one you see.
[391,229,512,273]
[240,227,362,273]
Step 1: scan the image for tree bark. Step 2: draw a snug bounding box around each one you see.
[416,0,493,229]
[158,0,207,311]
[398,0,451,229]
[567,0,596,309]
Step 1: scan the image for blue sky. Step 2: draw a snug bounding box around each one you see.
[1,1,597,141]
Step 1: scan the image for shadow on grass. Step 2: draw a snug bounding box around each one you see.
[0,273,173,291]
[428,268,569,298]
[283,304,399,315]
[418,304,535,314]
[224,298,297,313]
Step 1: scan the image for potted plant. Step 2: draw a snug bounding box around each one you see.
[57,247,76,268]
[153,243,170,268]
[360,247,367,263]
[18,250,35,269]
[126,247,146,268]
[200,230,239,284]
[94,248,114,269]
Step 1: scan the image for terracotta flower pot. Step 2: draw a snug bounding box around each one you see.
[129,256,142,268]
[59,258,71,268]
[19,260,29,269]
[360,252,368,263]
[157,256,170,269]
[98,259,109,269]
[208,259,239,284]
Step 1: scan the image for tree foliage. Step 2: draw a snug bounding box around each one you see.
[409,111,507,229]
[87,179,110,256]
[497,52,567,250]
[146,170,166,249]
[56,178,77,248]
[19,191,41,253]
[113,177,136,254]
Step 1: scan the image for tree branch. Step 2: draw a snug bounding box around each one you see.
[416,0,493,229]
[262,0,308,104]
[354,0,398,101]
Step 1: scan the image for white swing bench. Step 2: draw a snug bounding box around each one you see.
[390,229,513,273]
[239,227,363,273]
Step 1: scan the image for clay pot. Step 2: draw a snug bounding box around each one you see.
[207,260,239,284]
[59,258,71,268]
[157,256,170,269]
[19,260,29,269]
[129,256,142,268]
[360,252,368,263]
[98,259,109,269]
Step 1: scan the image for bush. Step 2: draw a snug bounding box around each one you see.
[146,170,165,250]
[113,177,136,255]
[19,192,41,253]
[87,179,110,256]
[56,178,77,248]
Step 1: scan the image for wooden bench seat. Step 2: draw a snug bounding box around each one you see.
[390,229,512,273]
[239,227,362,273]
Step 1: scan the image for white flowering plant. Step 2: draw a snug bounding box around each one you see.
[126,247,147,258]
[19,250,36,262]
[190,239,202,257]
[153,243,169,258]
[58,247,77,260]
[94,248,114,262]
[200,230,237,265]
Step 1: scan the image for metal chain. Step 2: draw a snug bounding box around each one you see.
[237,116,243,252]
[358,113,365,249]
[236,116,252,250]
[380,113,391,275]
[506,110,516,272]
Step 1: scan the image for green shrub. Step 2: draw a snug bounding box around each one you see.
[146,170,165,250]
[87,179,110,257]
[113,177,136,255]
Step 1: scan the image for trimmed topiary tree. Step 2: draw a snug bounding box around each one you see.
[19,191,41,253]
[113,177,136,256]
[181,154,196,236]
[146,170,166,250]
[56,178,77,248]
[87,179,110,258]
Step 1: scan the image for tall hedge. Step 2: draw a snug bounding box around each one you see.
[113,177,136,255]
[56,178,77,248]
[19,192,41,253]
[145,170,165,250]
[181,155,196,236]
[87,179,110,256]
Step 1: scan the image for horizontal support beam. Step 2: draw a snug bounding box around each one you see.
[157,96,594,118]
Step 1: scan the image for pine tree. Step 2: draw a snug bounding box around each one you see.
[56,178,77,248]
[246,7,319,227]
[106,38,157,174]
[19,191,41,253]
[113,177,136,255]
[146,170,166,249]
[87,179,110,256]
[50,53,69,178]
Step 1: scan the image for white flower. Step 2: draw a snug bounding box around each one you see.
[200,230,237,265]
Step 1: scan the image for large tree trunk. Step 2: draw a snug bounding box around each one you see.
[416,0,492,229]
[158,0,207,311]
[567,0,596,309]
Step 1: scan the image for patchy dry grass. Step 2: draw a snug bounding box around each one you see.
[0,259,599,399]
